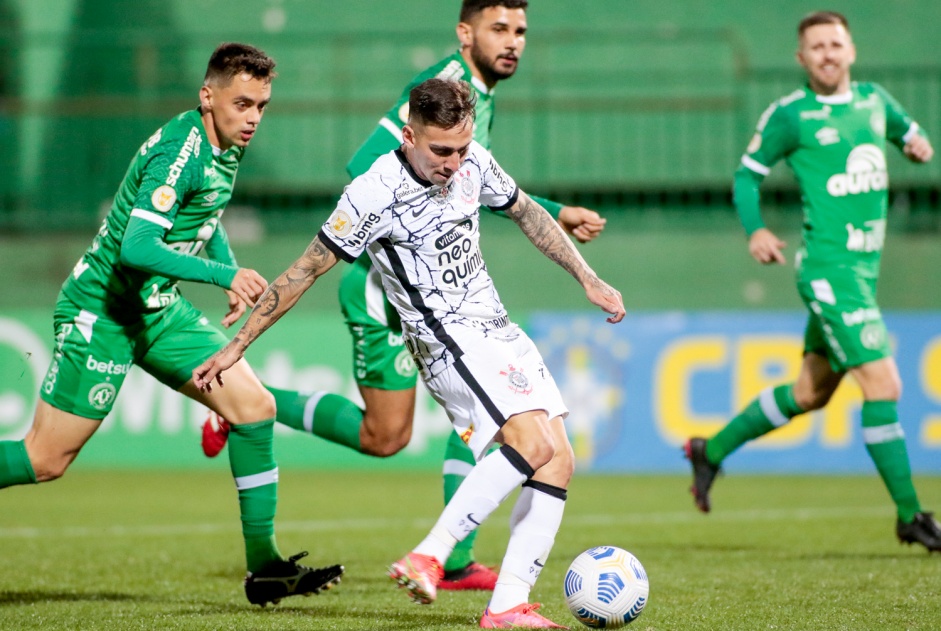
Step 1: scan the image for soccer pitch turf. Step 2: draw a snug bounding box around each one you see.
[1,470,939,630]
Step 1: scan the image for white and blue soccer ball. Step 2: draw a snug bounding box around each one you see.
[563,546,649,628]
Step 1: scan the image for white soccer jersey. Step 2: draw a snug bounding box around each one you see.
[319,141,519,377]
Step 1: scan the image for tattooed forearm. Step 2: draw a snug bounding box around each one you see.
[506,192,595,284]
[258,285,281,317]
[287,238,334,286]
[232,236,339,352]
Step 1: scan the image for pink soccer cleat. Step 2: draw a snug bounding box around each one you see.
[201,411,230,458]
[439,562,499,591]
[479,603,569,629]
[388,552,444,604]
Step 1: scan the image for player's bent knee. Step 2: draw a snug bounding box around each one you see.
[257,388,277,420]
[226,387,277,425]
[360,429,410,457]
[359,412,412,457]
[29,455,71,483]
[796,392,829,411]
[515,435,557,471]
[531,444,575,488]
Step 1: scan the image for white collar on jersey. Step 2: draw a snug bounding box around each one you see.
[211,144,223,156]
[815,91,853,105]
[470,74,493,96]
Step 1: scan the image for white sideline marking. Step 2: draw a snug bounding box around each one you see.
[0,506,888,540]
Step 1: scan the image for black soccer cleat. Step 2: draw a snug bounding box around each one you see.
[244,551,344,606]
[896,512,941,553]
[684,437,720,513]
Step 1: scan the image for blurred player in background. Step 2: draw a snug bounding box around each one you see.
[685,11,940,552]
[193,77,625,629]
[0,43,343,604]
[201,0,607,590]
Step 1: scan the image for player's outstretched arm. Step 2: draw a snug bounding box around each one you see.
[193,236,339,390]
[505,191,625,323]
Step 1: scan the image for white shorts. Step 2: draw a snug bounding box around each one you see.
[422,322,568,460]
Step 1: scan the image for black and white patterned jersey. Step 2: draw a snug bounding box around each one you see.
[319,141,520,377]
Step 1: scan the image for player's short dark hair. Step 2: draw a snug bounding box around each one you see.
[798,11,849,36]
[204,42,277,87]
[408,78,477,130]
[459,0,528,23]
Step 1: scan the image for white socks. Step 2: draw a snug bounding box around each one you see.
[488,482,567,613]
[414,446,531,563]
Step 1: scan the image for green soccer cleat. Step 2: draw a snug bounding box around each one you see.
[244,551,344,606]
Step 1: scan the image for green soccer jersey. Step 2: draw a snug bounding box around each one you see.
[736,82,924,277]
[62,109,243,313]
[347,51,495,177]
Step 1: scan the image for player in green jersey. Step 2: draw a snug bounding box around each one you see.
[200,0,608,589]
[0,43,344,603]
[684,11,940,552]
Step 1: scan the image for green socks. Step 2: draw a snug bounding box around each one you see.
[266,386,363,452]
[265,384,485,572]
[228,419,282,572]
[442,429,480,573]
[707,389,920,523]
[0,441,37,489]
[862,400,920,523]
[706,384,804,465]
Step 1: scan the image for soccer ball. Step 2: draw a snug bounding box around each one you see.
[563,546,649,628]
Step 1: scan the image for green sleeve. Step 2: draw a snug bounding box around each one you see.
[733,164,766,235]
[346,125,400,179]
[743,100,800,172]
[347,73,415,179]
[871,83,925,150]
[120,215,238,288]
[204,222,237,267]
[733,99,799,235]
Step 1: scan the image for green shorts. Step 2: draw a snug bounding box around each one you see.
[338,256,418,390]
[39,292,229,420]
[797,268,891,372]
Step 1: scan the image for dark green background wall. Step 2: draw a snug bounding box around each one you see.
[0,0,938,227]
[1,0,939,310]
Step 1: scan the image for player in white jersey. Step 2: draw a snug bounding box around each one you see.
[193,78,625,629]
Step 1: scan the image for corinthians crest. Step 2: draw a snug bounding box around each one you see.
[500,364,532,395]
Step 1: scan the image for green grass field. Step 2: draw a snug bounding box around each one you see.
[1,470,939,630]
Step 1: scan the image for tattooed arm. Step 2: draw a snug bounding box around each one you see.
[193,236,339,390]
[505,191,626,323]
